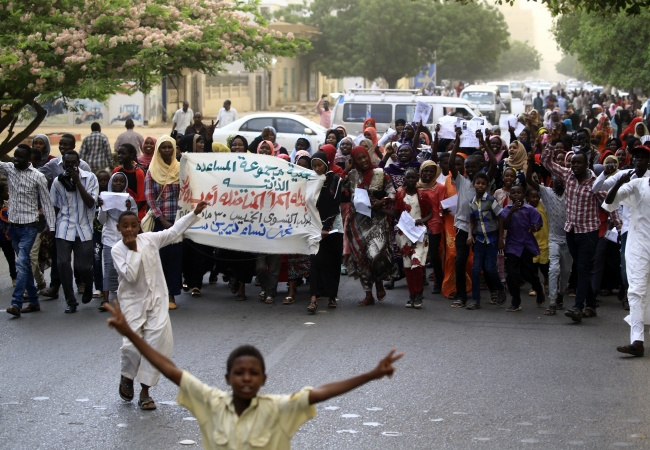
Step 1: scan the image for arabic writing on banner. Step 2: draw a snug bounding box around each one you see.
[176,153,325,255]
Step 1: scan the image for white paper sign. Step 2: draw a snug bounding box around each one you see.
[459,120,480,148]
[353,188,372,218]
[396,211,427,244]
[441,194,458,216]
[177,153,325,255]
[438,116,457,140]
[413,101,433,125]
[378,128,397,147]
[605,229,619,243]
[99,192,131,211]
[508,115,525,137]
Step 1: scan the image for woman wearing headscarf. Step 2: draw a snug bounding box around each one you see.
[139,136,157,169]
[227,134,249,153]
[335,125,348,138]
[417,160,445,292]
[144,136,183,310]
[495,140,528,189]
[563,119,574,133]
[32,134,54,167]
[594,115,613,139]
[306,150,344,313]
[179,133,205,153]
[486,135,507,163]
[344,146,398,306]
[211,142,230,153]
[363,118,377,131]
[319,144,344,176]
[290,137,312,163]
[334,136,354,170]
[325,129,342,147]
[248,126,287,155]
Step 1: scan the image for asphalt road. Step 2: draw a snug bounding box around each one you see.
[1,251,649,450]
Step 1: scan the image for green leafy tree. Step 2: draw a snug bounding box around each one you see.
[460,0,650,16]
[0,0,308,157]
[552,10,650,91]
[275,0,509,88]
[555,53,586,80]
[494,40,541,78]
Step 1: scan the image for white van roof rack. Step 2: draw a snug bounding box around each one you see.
[346,88,421,95]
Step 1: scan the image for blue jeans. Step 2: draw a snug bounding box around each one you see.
[471,240,503,302]
[566,229,598,310]
[8,225,39,309]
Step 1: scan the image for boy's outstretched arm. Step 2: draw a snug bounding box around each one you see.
[106,301,183,386]
[308,350,403,405]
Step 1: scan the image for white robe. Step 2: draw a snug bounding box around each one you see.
[112,212,200,386]
[602,178,650,344]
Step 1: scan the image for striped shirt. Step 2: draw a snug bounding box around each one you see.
[144,171,180,221]
[50,169,98,241]
[79,131,113,172]
[0,162,56,230]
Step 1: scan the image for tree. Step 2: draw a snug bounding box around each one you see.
[555,53,586,80]
[275,0,509,88]
[494,40,541,79]
[459,0,650,16]
[552,10,650,92]
[0,0,308,157]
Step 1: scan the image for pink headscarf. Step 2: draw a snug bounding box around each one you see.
[277,153,290,161]
[486,135,506,162]
[138,136,157,167]
[257,140,276,155]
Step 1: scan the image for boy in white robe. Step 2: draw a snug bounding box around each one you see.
[603,165,650,357]
[113,201,207,409]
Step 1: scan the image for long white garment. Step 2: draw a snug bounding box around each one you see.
[112,211,200,386]
[602,178,650,343]
[593,168,650,235]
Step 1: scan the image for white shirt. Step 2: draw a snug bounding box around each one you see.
[50,169,98,242]
[593,169,650,235]
[216,108,238,128]
[523,92,533,105]
[173,108,194,132]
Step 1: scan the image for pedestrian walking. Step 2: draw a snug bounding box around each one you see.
[171,101,193,134]
[216,100,238,128]
[79,122,114,173]
[113,119,144,154]
[0,183,17,288]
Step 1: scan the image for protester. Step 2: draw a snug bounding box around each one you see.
[417,161,445,294]
[0,183,16,287]
[138,137,156,169]
[526,187,550,297]
[113,143,147,220]
[144,136,183,310]
[92,170,110,300]
[316,94,332,128]
[184,112,213,150]
[79,122,114,173]
[248,126,287,155]
[114,119,144,154]
[216,100,238,128]
[32,134,54,167]
[50,150,98,313]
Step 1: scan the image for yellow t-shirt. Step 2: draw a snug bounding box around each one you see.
[177,371,316,450]
[532,201,549,264]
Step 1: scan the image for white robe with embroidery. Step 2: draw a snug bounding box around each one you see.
[112,212,199,386]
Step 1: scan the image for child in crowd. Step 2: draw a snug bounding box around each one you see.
[467,172,507,309]
[0,182,16,287]
[494,167,516,283]
[92,171,111,300]
[106,300,402,447]
[526,187,550,297]
[384,167,433,308]
[113,201,207,410]
[113,143,147,220]
[417,161,445,294]
[501,185,545,312]
[97,172,137,311]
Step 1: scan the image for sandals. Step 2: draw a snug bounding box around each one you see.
[138,397,157,410]
[328,298,337,309]
[544,306,556,316]
[191,288,201,298]
[119,376,134,402]
[376,290,387,302]
[264,297,275,304]
[307,299,317,314]
[182,284,190,292]
[98,301,109,312]
[283,297,295,305]
[358,297,375,307]
[258,290,266,301]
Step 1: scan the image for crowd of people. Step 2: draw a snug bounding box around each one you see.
[2,94,650,354]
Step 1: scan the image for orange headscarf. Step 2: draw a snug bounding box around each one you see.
[363,118,376,131]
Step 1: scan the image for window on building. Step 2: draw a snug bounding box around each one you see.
[205,74,249,86]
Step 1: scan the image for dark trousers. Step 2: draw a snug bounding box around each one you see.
[472,240,503,303]
[56,237,94,307]
[310,233,343,299]
[256,254,281,298]
[1,240,17,280]
[427,232,444,288]
[566,230,598,310]
[182,238,216,290]
[154,219,183,296]
[93,230,103,292]
[506,249,544,307]
[455,229,471,300]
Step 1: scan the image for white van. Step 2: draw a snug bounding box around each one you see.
[459,85,502,124]
[508,80,523,100]
[487,82,512,113]
[329,89,486,135]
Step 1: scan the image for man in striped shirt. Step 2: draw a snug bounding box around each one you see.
[50,150,98,313]
[79,122,113,173]
[1,145,56,318]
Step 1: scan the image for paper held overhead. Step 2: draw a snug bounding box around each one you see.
[378,128,397,147]
[437,115,457,140]
[413,101,433,125]
[508,115,525,137]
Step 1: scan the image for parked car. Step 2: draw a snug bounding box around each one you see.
[212,113,326,152]
[486,82,512,113]
[329,88,486,135]
[460,85,502,125]
[508,81,524,100]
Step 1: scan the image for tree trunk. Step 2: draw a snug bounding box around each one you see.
[0,99,47,158]
[385,75,400,89]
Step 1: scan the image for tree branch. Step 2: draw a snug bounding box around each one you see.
[0,100,47,158]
